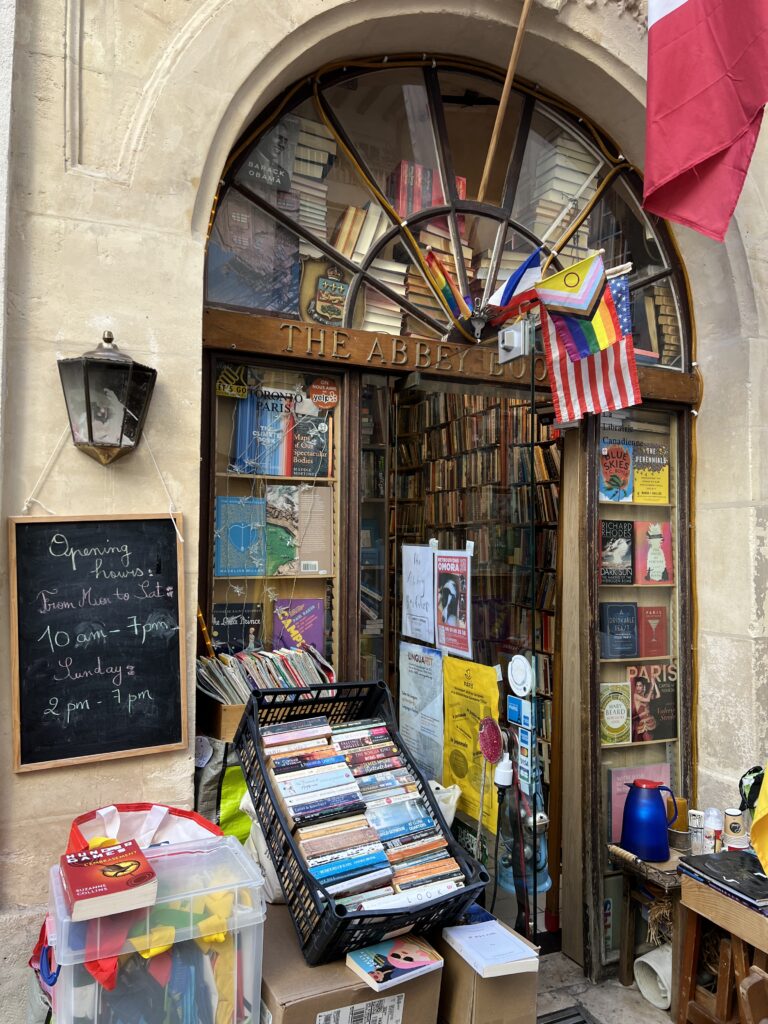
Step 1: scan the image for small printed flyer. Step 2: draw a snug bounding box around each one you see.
[401,544,435,646]
[434,550,472,659]
[398,641,443,783]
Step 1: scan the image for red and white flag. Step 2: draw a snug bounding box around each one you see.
[643,0,768,242]
[540,313,641,426]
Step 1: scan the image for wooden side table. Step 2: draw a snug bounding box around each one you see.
[677,874,768,1024]
[607,844,683,1018]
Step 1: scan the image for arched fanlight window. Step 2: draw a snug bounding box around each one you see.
[206,57,689,370]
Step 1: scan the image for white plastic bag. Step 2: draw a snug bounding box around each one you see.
[240,791,285,903]
[68,802,221,851]
[429,781,461,827]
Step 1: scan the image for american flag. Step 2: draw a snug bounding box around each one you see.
[540,269,641,425]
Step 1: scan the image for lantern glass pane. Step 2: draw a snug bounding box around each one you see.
[58,360,90,444]
[86,361,130,446]
[123,366,155,444]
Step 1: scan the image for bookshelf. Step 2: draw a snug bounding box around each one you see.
[595,407,686,969]
[359,377,390,682]
[205,360,340,662]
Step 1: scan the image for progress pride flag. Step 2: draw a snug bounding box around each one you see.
[643,0,768,242]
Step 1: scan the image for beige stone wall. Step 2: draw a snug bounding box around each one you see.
[2,0,765,1016]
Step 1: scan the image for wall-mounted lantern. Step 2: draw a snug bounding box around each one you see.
[57,331,157,465]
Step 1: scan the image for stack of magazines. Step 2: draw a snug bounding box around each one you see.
[196,643,334,704]
[263,715,466,910]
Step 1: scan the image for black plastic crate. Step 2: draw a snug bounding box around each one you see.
[234,681,489,965]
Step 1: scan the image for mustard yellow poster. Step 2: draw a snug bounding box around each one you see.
[443,656,500,833]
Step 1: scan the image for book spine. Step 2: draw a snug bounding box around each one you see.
[309,851,391,882]
[277,771,356,799]
[413,164,423,216]
[290,801,367,829]
[282,783,361,810]
[352,756,405,777]
[345,744,399,765]
[377,816,436,843]
[306,842,384,867]
[271,754,345,773]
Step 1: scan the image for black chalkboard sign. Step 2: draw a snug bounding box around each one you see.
[9,514,187,771]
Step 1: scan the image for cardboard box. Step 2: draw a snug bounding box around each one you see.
[261,905,443,1024]
[435,923,538,1024]
[197,692,246,741]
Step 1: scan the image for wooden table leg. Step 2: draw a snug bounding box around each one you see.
[671,892,683,1020]
[678,904,702,1024]
[620,873,637,987]
[714,938,734,1024]
[731,937,749,1024]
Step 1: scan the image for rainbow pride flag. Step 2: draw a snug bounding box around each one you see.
[535,253,622,361]
[425,248,471,320]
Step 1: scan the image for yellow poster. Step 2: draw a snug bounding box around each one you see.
[443,656,501,834]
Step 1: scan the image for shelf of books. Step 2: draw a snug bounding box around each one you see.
[596,408,682,965]
[207,361,340,671]
[360,378,390,682]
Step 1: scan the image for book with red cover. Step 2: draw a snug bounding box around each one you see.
[59,839,158,921]
[638,605,669,657]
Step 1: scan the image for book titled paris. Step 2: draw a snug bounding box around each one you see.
[231,387,294,476]
[634,521,674,585]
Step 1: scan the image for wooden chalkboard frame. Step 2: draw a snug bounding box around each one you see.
[9,513,188,772]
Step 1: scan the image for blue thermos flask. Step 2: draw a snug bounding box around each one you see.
[620,779,678,861]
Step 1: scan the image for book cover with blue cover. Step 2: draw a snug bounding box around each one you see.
[231,388,294,475]
[346,935,443,991]
[598,601,638,659]
[214,496,266,577]
[599,436,634,502]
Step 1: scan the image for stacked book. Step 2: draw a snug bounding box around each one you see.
[196,642,335,704]
[291,117,337,255]
[386,161,467,221]
[332,202,389,262]
[262,716,466,910]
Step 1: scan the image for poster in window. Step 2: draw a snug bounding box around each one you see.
[434,551,472,659]
[401,544,435,646]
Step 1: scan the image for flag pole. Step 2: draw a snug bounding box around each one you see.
[477,0,534,204]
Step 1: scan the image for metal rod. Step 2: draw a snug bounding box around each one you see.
[477,0,535,203]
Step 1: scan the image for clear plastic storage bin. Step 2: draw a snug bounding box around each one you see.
[47,836,265,1024]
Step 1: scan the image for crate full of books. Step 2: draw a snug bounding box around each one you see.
[234,681,488,965]
[46,836,266,1024]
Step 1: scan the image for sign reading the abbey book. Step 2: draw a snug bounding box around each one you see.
[202,311,550,387]
[9,514,186,771]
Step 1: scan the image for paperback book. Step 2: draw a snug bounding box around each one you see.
[633,442,670,504]
[637,606,668,658]
[598,438,634,503]
[440,919,538,978]
[214,497,266,577]
[266,485,299,575]
[292,412,331,477]
[598,602,638,659]
[345,936,443,991]
[599,682,631,745]
[59,839,158,921]
[600,520,634,585]
[679,851,768,907]
[629,662,678,742]
[210,602,264,652]
[273,598,325,651]
[634,521,674,585]
[232,387,295,476]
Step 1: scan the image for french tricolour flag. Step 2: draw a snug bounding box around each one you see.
[643,0,768,242]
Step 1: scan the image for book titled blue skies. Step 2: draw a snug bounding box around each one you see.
[214,496,266,576]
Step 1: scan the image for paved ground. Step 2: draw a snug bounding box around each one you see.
[538,952,670,1024]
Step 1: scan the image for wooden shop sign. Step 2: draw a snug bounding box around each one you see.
[203,310,550,387]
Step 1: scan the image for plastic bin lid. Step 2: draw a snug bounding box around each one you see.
[48,835,266,966]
